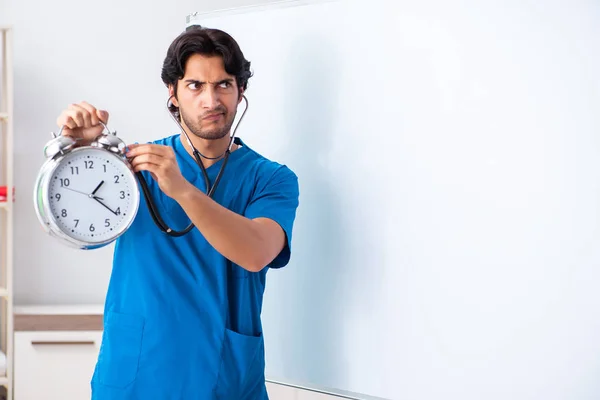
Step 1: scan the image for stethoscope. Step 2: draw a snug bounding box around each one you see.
[136,94,249,237]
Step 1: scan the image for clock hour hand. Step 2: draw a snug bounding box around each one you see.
[62,186,104,201]
[91,180,104,196]
[93,197,118,216]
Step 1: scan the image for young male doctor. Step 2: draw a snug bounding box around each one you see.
[55,26,299,399]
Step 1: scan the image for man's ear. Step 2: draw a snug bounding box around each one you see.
[169,85,179,107]
[238,89,245,104]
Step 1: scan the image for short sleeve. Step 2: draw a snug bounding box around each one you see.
[244,165,299,269]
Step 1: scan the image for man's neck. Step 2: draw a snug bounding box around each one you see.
[180,133,238,168]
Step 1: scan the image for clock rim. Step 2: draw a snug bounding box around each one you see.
[34,146,141,250]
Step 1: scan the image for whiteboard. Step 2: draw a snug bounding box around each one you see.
[189,1,600,399]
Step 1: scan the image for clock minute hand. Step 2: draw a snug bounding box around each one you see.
[93,197,118,216]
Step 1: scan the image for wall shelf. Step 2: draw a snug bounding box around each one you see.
[0,25,14,400]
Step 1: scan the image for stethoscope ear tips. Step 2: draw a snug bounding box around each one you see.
[166,97,180,119]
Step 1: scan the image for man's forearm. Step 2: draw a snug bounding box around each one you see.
[172,182,283,272]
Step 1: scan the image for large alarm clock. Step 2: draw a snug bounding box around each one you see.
[33,123,140,249]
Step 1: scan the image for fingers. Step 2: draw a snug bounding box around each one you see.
[56,109,80,129]
[126,144,172,158]
[132,162,160,175]
[56,101,109,130]
[97,109,109,124]
[129,153,165,170]
[127,146,178,176]
[79,102,109,125]
[77,102,100,126]
[72,104,93,127]
[64,108,85,128]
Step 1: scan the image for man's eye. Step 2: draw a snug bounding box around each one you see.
[188,82,201,90]
[219,81,230,88]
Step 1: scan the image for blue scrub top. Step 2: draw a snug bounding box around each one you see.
[90,134,299,399]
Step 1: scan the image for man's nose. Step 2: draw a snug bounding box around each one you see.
[200,86,219,109]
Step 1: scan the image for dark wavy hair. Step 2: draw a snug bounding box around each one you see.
[161,26,253,114]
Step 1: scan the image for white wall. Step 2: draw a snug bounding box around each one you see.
[4,0,281,305]
[0,0,9,25]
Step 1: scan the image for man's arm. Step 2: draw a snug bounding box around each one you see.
[174,185,286,272]
[126,143,288,272]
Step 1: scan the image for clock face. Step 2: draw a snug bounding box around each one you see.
[46,147,139,244]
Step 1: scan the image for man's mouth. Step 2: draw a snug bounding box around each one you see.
[203,113,223,121]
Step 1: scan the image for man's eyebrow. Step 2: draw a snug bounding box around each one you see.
[184,79,205,84]
[183,78,234,84]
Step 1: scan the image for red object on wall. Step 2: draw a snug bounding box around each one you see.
[0,186,15,202]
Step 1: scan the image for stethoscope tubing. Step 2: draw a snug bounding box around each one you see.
[138,95,249,236]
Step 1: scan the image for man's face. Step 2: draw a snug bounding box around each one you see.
[172,54,242,141]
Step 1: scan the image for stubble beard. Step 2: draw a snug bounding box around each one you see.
[180,106,236,141]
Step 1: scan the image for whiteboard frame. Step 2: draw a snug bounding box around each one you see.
[185,0,339,28]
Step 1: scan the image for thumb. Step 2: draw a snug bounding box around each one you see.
[96,110,109,124]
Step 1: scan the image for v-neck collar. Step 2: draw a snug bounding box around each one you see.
[174,135,249,187]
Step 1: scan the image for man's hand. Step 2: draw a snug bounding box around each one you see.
[56,101,109,145]
[126,144,192,199]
